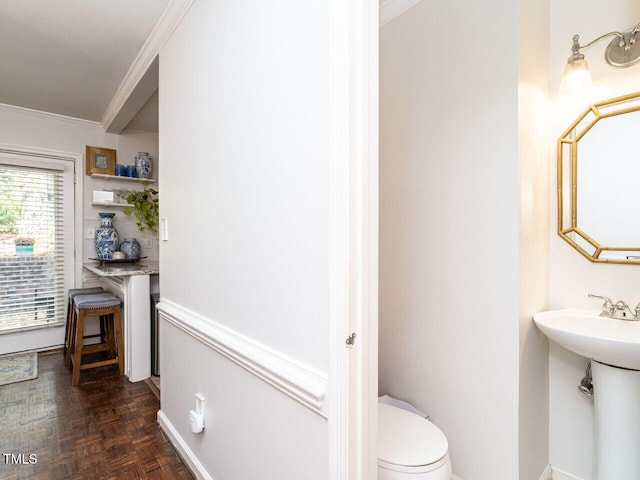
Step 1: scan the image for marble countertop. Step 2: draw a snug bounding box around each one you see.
[83,260,159,277]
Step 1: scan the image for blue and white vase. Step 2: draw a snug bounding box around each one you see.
[95,213,119,260]
[119,238,140,259]
[135,152,152,179]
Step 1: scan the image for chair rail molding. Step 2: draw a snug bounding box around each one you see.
[379,0,422,26]
[157,299,328,416]
[551,466,585,480]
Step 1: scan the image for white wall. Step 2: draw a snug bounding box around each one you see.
[158,1,330,478]
[518,0,552,478]
[82,169,160,265]
[379,2,521,478]
[548,1,640,478]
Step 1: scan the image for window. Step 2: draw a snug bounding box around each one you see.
[0,157,74,334]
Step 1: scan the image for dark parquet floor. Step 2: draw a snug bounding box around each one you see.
[0,350,194,480]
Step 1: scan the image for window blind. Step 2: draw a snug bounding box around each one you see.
[0,163,70,331]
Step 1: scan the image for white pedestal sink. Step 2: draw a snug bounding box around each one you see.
[533,309,640,480]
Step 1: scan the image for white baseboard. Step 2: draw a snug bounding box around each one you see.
[450,465,558,480]
[157,410,212,480]
[552,466,586,480]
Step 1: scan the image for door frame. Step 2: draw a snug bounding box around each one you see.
[0,143,82,353]
[328,1,378,478]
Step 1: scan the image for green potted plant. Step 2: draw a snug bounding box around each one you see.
[123,187,159,232]
[15,237,35,256]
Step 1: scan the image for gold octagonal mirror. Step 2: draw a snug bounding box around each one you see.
[558,91,640,264]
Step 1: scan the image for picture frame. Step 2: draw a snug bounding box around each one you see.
[86,146,116,175]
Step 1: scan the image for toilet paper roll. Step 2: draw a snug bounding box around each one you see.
[189,409,204,433]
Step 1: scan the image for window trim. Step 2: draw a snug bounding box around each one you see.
[0,144,83,291]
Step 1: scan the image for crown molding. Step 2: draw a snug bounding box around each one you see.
[379,0,422,26]
[120,128,160,139]
[101,0,194,132]
[0,103,101,129]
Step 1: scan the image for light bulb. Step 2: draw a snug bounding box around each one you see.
[560,57,593,94]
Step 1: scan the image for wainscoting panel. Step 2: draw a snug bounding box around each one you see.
[157,299,328,416]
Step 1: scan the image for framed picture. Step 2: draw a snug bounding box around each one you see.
[86,146,116,175]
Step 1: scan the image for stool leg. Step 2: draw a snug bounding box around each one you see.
[99,315,107,343]
[113,306,124,375]
[64,296,73,366]
[105,314,115,359]
[66,303,78,370]
[72,308,85,386]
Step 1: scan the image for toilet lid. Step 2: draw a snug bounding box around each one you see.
[378,403,448,467]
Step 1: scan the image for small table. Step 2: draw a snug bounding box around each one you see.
[83,261,159,382]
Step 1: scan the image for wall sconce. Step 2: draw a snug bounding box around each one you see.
[560,22,640,93]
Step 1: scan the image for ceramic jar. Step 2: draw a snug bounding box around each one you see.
[135,152,152,179]
[95,213,119,260]
[119,238,140,259]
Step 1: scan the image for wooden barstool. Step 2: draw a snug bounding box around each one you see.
[64,287,105,368]
[70,293,124,386]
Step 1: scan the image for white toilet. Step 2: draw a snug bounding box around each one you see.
[378,402,452,480]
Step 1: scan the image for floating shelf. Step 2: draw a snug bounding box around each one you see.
[90,173,156,183]
[92,201,130,207]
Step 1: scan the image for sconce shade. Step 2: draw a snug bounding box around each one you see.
[560,57,592,94]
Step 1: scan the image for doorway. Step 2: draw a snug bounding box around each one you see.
[0,148,77,354]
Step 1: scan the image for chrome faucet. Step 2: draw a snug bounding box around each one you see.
[589,293,640,321]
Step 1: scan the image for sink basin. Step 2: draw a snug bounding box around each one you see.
[533,309,640,370]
